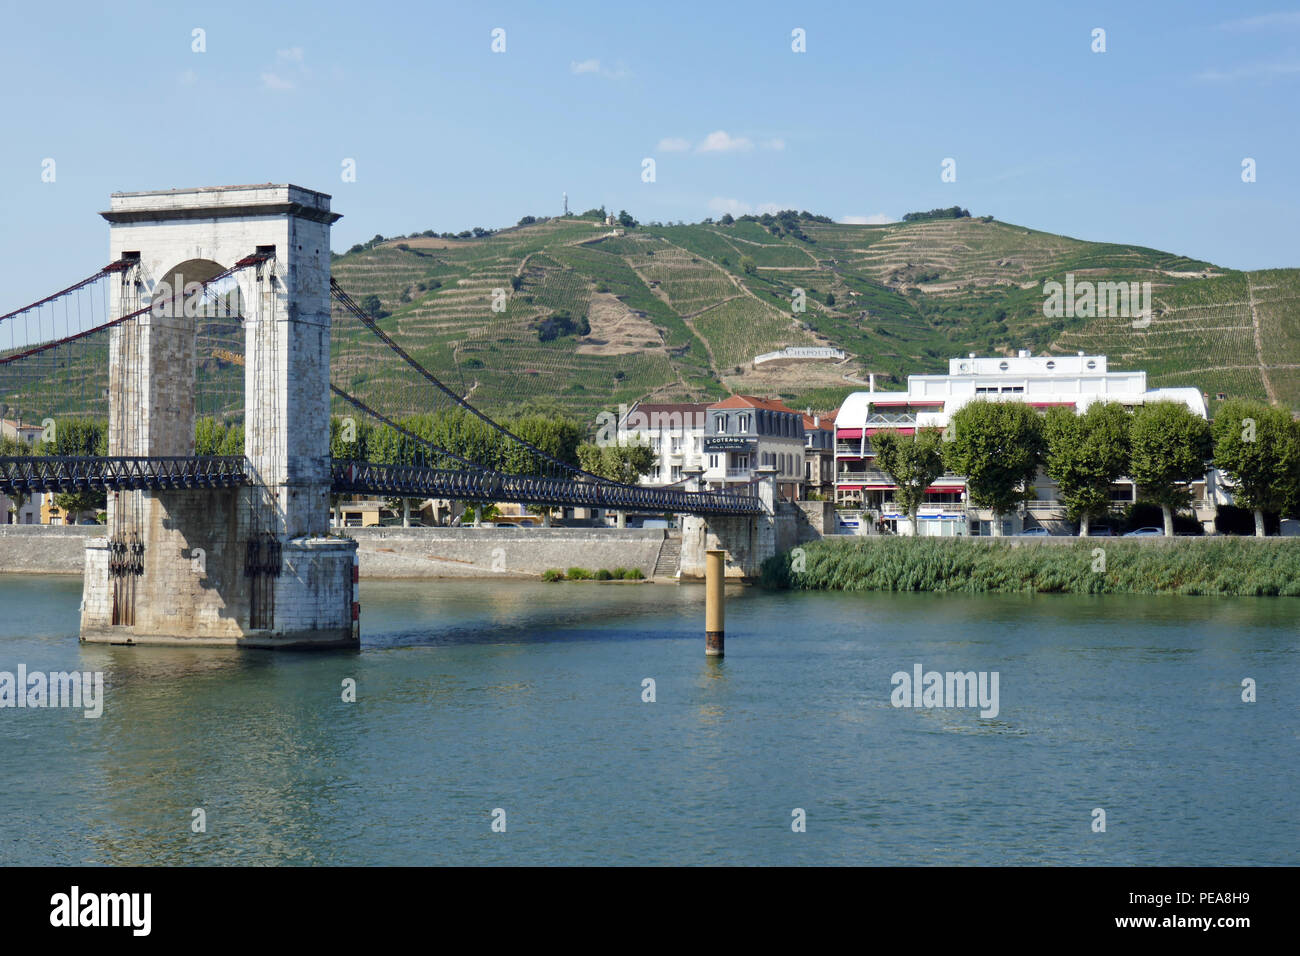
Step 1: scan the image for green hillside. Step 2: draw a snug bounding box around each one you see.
[329,212,1300,420]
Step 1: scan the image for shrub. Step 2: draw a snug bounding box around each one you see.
[622,568,644,580]
[611,567,628,578]
[566,567,593,580]
[594,569,613,580]
[541,568,565,582]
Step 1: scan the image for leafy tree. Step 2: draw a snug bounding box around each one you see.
[719,213,734,225]
[501,414,582,473]
[577,442,655,483]
[1129,401,1213,536]
[944,400,1044,535]
[38,419,108,519]
[873,429,945,532]
[329,415,370,460]
[1211,400,1300,536]
[1042,402,1130,535]
[517,215,537,226]
[740,255,756,275]
[0,434,33,517]
[825,291,836,307]
[617,210,638,228]
[360,294,390,319]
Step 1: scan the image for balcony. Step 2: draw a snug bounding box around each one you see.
[865,413,918,427]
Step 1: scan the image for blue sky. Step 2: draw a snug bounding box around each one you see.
[2,0,1298,308]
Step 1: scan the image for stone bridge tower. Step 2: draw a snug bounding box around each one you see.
[80,185,357,648]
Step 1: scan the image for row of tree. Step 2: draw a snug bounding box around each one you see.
[3,410,660,525]
[872,399,1299,536]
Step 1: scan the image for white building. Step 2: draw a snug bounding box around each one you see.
[616,402,710,486]
[834,351,1211,535]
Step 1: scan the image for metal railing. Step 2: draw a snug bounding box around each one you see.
[331,460,764,516]
[0,456,248,494]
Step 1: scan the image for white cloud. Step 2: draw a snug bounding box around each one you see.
[260,72,295,90]
[1196,59,1300,82]
[708,197,751,216]
[1218,11,1300,30]
[261,47,308,91]
[840,214,894,225]
[571,59,630,78]
[697,130,754,153]
[656,137,691,152]
[707,198,788,217]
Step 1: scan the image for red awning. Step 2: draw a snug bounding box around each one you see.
[837,428,863,439]
[926,485,965,493]
[837,484,863,491]
[866,427,914,436]
[870,400,944,407]
[1029,401,1076,408]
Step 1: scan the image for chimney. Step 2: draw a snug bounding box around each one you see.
[869,373,876,392]
[813,415,820,427]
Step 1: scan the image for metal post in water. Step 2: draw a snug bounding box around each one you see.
[705,548,725,657]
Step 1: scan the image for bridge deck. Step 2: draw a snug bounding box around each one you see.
[0,457,763,516]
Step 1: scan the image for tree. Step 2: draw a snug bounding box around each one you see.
[577,442,655,484]
[1042,402,1130,535]
[1129,401,1213,536]
[360,294,389,319]
[0,434,33,518]
[39,419,109,520]
[740,255,756,275]
[944,400,1044,536]
[825,292,836,307]
[873,429,945,533]
[617,210,638,228]
[719,213,734,225]
[1211,400,1300,536]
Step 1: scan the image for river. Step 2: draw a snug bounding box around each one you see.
[0,574,1295,865]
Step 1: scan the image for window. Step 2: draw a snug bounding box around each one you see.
[737,413,751,432]
[708,454,720,469]
[671,465,682,482]
[716,415,728,435]
[670,436,681,454]
[733,454,749,471]
[650,436,661,451]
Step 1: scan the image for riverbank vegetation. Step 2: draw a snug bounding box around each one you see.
[760,537,1300,596]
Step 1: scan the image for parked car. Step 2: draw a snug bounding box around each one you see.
[1087,526,1115,536]
[1017,527,1051,536]
[1123,527,1164,537]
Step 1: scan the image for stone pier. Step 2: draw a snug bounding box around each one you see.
[678,466,780,580]
[80,185,357,648]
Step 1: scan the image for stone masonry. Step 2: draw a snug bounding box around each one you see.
[80,185,356,648]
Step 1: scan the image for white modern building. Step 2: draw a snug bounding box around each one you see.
[834,351,1211,535]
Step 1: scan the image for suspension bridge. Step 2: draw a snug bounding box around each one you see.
[0,185,771,648]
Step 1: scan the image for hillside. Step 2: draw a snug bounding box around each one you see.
[328,213,1300,420]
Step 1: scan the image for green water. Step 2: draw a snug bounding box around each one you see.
[0,574,1295,865]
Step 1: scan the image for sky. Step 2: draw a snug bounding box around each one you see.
[1,0,1298,309]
